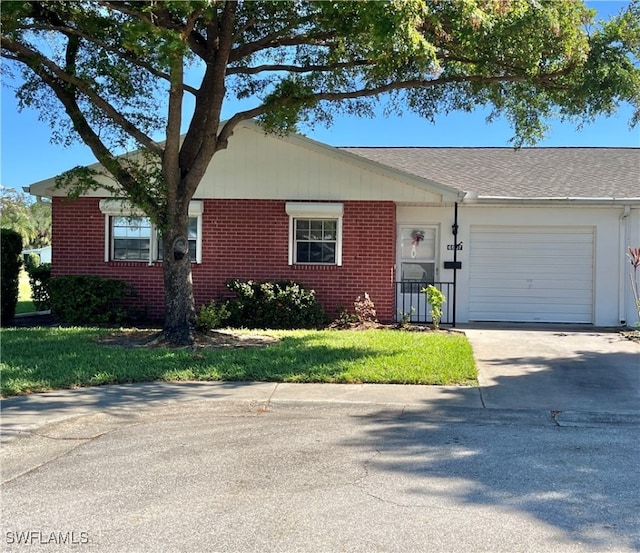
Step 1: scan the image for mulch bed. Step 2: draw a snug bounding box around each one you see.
[7,312,640,347]
[96,328,280,349]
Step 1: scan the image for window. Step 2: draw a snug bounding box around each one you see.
[157,217,199,261]
[286,202,343,266]
[398,226,438,293]
[294,219,337,263]
[112,216,152,261]
[100,199,203,263]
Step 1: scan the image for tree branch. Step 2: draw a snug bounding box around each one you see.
[229,29,336,62]
[1,37,162,156]
[18,22,199,96]
[215,67,574,147]
[181,1,238,196]
[15,50,154,208]
[232,17,257,43]
[226,59,373,76]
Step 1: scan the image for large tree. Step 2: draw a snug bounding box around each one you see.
[2,0,638,345]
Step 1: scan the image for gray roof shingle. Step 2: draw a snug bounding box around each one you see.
[340,147,640,199]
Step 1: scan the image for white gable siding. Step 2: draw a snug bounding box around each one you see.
[195,125,446,202]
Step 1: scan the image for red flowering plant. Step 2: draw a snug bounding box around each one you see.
[628,247,640,322]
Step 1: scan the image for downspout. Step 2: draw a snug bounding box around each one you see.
[452,202,459,328]
[619,205,630,325]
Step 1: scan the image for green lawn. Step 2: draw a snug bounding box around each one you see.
[0,327,477,396]
[15,270,37,315]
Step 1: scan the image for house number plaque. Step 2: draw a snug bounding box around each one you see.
[447,243,463,251]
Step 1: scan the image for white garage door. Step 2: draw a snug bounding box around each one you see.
[469,226,594,323]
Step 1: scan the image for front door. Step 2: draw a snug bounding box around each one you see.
[396,225,438,322]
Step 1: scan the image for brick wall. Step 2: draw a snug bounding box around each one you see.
[52,197,397,322]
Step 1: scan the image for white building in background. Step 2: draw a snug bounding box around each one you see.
[22,245,52,265]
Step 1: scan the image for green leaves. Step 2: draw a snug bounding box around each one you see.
[423,284,446,331]
[3,1,639,342]
[4,1,638,173]
[0,188,51,249]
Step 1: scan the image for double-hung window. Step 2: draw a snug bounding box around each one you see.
[112,216,152,261]
[100,199,203,264]
[157,217,199,261]
[286,202,343,266]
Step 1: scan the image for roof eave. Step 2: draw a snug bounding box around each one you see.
[463,195,640,206]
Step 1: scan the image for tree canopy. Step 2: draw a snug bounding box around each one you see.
[2,0,638,344]
[0,187,51,249]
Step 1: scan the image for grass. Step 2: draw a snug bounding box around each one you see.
[0,327,477,397]
[15,270,37,315]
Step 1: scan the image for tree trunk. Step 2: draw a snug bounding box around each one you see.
[161,209,196,346]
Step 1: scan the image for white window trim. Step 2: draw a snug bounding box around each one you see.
[285,202,343,266]
[100,199,204,264]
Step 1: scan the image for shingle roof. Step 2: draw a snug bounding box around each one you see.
[340,147,640,199]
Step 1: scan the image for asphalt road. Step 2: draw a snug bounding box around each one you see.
[2,325,639,552]
[2,399,639,553]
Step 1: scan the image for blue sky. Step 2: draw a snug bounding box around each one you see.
[1,1,638,192]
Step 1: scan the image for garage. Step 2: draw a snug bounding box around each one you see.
[469,226,594,323]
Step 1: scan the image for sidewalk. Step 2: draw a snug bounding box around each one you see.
[3,323,639,441]
[1,381,483,441]
[3,377,639,447]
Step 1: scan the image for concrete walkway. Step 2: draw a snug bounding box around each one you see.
[1,382,484,443]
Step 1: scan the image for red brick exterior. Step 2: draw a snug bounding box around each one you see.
[52,197,397,322]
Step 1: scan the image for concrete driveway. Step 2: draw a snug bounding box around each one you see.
[462,324,640,414]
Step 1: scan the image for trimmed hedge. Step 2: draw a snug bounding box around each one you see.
[27,262,52,311]
[1,229,23,325]
[49,275,138,325]
[226,279,327,329]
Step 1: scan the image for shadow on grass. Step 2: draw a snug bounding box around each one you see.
[0,328,403,396]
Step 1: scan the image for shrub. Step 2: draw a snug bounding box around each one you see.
[1,229,23,324]
[23,252,40,272]
[422,284,446,330]
[49,275,138,325]
[396,306,415,328]
[354,292,377,323]
[27,262,52,311]
[226,279,326,329]
[332,307,358,328]
[195,299,231,331]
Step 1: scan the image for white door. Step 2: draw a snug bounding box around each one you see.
[469,226,594,323]
[396,226,438,322]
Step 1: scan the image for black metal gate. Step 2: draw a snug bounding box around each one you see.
[394,281,455,326]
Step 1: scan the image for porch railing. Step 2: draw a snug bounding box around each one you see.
[394,281,455,326]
